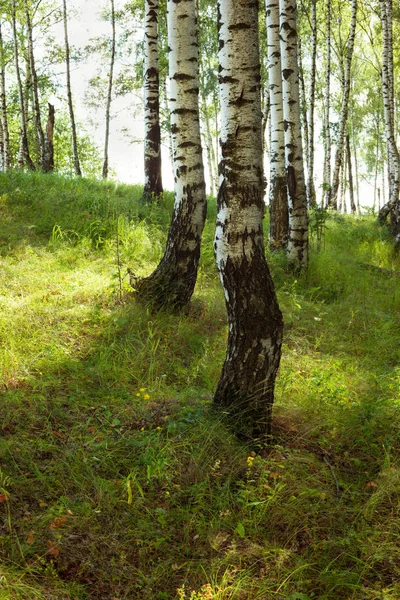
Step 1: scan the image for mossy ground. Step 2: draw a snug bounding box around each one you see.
[0,171,399,599]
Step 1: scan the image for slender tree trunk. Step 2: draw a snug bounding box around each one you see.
[102,0,116,180]
[346,133,356,213]
[43,103,54,173]
[12,0,35,170]
[307,0,317,207]
[280,0,308,271]
[330,0,357,209]
[24,0,45,168]
[203,104,216,197]
[143,0,163,198]
[298,37,309,190]
[0,114,3,171]
[63,0,82,176]
[323,0,332,207]
[136,0,207,310]
[266,0,288,249]
[0,21,10,171]
[214,0,283,440]
[378,0,400,246]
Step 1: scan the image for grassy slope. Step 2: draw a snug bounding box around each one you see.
[0,171,399,600]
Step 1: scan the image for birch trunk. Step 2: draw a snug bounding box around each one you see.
[102,0,116,180]
[307,0,317,207]
[143,0,163,198]
[330,0,357,209]
[279,0,308,271]
[12,0,34,170]
[346,133,356,213]
[136,0,206,310]
[43,103,54,173]
[323,0,331,207]
[24,0,45,168]
[378,0,400,246]
[0,20,10,171]
[266,0,288,249]
[63,0,82,176]
[214,0,283,439]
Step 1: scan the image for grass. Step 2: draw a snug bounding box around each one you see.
[0,170,400,599]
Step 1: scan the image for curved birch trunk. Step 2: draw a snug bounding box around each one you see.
[266,0,288,249]
[214,0,283,440]
[0,21,10,171]
[63,0,82,177]
[12,0,35,171]
[136,0,206,310]
[330,0,357,209]
[323,0,331,207]
[143,0,163,198]
[279,0,308,271]
[102,0,116,180]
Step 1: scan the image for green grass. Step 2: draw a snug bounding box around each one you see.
[0,171,400,599]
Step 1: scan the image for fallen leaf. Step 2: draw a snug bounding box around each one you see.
[0,494,8,503]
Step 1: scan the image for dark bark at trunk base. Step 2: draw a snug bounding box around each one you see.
[214,184,284,441]
[269,175,289,250]
[136,185,206,311]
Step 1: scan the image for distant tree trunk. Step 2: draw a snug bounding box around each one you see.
[102,0,116,180]
[323,0,331,207]
[136,0,206,310]
[143,0,163,198]
[24,0,45,168]
[280,0,308,271]
[346,133,356,213]
[12,0,35,170]
[266,0,288,249]
[307,0,317,207]
[214,0,283,440]
[63,0,82,176]
[0,21,10,171]
[43,103,54,173]
[330,0,357,209]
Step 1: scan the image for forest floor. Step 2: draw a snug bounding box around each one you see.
[0,171,400,600]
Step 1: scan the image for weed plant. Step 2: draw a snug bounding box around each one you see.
[0,172,399,599]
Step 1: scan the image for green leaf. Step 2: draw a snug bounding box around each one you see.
[236,522,245,538]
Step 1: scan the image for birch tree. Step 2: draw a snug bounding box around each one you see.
[266,0,288,249]
[136,0,206,310]
[378,0,400,247]
[0,19,10,171]
[143,0,163,198]
[63,0,82,176]
[307,0,317,207]
[323,0,332,207]
[24,0,45,168]
[102,0,116,179]
[330,0,357,209]
[12,0,35,170]
[214,0,283,439]
[279,0,308,270]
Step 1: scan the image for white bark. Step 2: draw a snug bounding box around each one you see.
[323,0,331,207]
[143,0,162,196]
[266,0,288,248]
[63,0,81,176]
[102,0,116,179]
[215,0,283,438]
[168,0,205,231]
[279,0,308,270]
[330,0,357,208]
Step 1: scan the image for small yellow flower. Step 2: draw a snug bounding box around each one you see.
[156,426,161,430]
[143,393,151,400]
[247,456,255,467]
[136,393,140,397]
[139,388,146,392]
[140,427,145,431]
